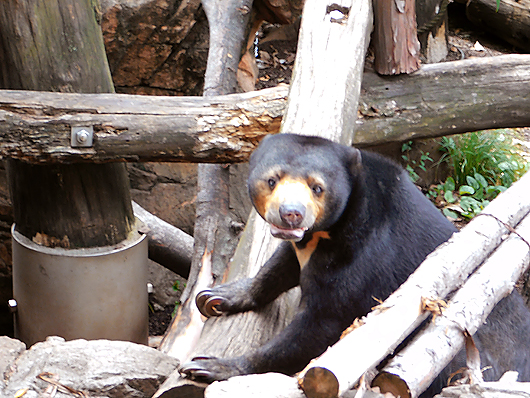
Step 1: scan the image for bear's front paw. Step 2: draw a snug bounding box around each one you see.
[180,356,248,383]
[196,290,226,317]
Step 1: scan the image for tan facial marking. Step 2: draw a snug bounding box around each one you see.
[265,177,314,218]
[292,231,331,268]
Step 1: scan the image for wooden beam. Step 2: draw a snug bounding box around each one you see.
[1,54,530,163]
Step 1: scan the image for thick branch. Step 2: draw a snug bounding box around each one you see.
[2,55,530,163]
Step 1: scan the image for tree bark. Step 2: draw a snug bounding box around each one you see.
[0,0,135,248]
[2,54,530,162]
[466,0,530,52]
[372,0,421,75]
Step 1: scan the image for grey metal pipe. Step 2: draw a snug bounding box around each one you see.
[12,225,148,347]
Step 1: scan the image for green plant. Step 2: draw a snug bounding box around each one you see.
[401,141,433,183]
[439,130,527,188]
[430,173,507,220]
[171,280,186,318]
[432,130,528,220]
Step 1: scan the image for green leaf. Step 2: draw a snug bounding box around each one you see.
[466,175,480,191]
[444,176,456,192]
[459,185,475,195]
[443,208,459,220]
[474,173,488,188]
[444,190,456,203]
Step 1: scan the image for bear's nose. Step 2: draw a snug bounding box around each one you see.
[279,203,306,228]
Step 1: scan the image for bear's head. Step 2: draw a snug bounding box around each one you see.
[248,134,361,241]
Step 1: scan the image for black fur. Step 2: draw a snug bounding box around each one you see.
[181,134,530,394]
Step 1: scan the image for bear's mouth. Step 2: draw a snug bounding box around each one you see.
[269,224,307,242]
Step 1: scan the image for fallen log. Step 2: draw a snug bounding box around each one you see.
[132,201,193,278]
[466,0,530,52]
[372,212,530,398]
[296,170,530,397]
[2,54,530,162]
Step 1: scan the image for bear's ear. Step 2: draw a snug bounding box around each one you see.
[346,146,362,173]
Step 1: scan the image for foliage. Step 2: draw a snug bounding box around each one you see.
[429,130,528,220]
[171,280,186,318]
[401,141,433,183]
[439,130,527,188]
[427,173,507,220]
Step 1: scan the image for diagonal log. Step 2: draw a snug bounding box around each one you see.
[152,0,374,397]
[373,210,530,398]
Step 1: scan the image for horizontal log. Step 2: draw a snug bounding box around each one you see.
[0,86,287,163]
[1,54,530,163]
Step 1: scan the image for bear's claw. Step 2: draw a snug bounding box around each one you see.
[196,290,225,317]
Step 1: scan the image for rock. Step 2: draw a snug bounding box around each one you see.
[0,336,26,390]
[2,336,179,398]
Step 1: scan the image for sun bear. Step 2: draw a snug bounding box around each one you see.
[181,134,530,394]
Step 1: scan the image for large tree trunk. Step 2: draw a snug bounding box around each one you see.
[0,0,142,343]
[0,0,134,248]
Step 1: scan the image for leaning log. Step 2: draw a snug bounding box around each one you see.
[296,170,530,397]
[2,54,530,163]
[372,213,530,398]
[152,0,373,397]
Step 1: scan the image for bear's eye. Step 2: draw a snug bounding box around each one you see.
[268,178,277,190]
[311,184,324,196]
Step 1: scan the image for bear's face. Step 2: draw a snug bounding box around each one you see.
[248,134,361,241]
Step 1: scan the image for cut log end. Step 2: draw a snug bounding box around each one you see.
[371,371,411,398]
[300,367,339,398]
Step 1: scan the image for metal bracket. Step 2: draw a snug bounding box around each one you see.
[71,126,94,148]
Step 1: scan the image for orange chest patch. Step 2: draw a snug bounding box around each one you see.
[292,231,330,268]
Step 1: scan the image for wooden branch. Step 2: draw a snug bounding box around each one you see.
[373,213,530,398]
[155,3,252,397]
[296,170,530,397]
[132,201,193,278]
[2,55,530,163]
